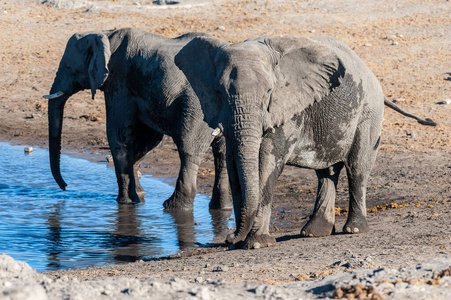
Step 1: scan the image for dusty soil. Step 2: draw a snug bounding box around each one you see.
[0,0,450,298]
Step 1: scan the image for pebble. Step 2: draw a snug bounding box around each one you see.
[393,98,405,103]
[195,277,204,283]
[212,266,228,272]
[216,26,225,31]
[364,43,372,47]
[386,34,396,40]
[437,99,451,105]
[24,146,33,153]
[106,155,113,163]
[392,41,398,45]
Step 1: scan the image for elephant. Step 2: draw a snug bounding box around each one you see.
[175,35,436,248]
[44,28,231,210]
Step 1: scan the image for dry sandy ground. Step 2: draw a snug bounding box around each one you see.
[0,0,450,299]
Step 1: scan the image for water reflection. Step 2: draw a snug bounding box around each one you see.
[0,142,234,271]
[112,204,144,262]
[45,201,64,269]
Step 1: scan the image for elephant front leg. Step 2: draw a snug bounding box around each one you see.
[240,204,275,249]
[301,163,343,237]
[132,123,164,200]
[163,154,200,210]
[229,137,284,249]
[209,135,232,210]
[110,142,140,204]
[107,109,140,204]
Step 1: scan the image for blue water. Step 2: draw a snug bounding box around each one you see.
[0,142,233,272]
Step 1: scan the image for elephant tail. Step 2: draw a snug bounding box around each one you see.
[384,97,437,126]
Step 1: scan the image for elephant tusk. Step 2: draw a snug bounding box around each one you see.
[43,91,65,99]
[211,127,222,136]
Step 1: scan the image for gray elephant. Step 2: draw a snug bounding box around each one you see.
[176,35,436,248]
[44,28,231,210]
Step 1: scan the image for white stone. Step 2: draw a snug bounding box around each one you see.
[24,146,33,153]
[438,99,451,105]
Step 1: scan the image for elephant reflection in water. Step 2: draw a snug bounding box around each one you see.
[44,201,232,266]
[167,209,233,251]
[45,201,65,269]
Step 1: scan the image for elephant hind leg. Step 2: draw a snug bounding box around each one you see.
[132,124,164,200]
[301,162,343,237]
[343,128,380,234]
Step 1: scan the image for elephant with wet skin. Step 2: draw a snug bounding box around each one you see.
[176,35,436,248]
[44,28,231,210]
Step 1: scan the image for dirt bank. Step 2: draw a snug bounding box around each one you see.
[0,0,450,299]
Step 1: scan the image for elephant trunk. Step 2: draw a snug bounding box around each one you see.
[48,93,69,190]
[228,102,263,243]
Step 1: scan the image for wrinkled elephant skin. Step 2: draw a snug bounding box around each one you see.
[176,35,436,248]
[45,28,232,210]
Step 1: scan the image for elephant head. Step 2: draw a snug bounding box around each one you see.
[176,36,344,244]
[44,32,111,190]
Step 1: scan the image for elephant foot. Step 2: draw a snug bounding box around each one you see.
[343,214,369,234]
[226,232,276,250]
[208,195,233,210]
[116,195,141,204]
[163,193,194,211]
[300,216,335,237]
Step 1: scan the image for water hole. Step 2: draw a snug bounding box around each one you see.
[0,141,234,272]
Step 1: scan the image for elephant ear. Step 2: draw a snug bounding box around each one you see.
[264,36,345,127]
[175,36,230,126]
[76,33,111,99]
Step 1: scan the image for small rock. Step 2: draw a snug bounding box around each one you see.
[106,155,113,163]
[386,34,396,40]
[24,146,33,153]
[194,222,201,225]
[393,98,405,103]
[195,277,204,283]
[392,41,398,45]
[437,99,451,105]
[406,132,415,138]
[396,34,404,38]
[212,266,228,272]
[309,29,315,33]
[216,26,225,31]
[364,43,372,47]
